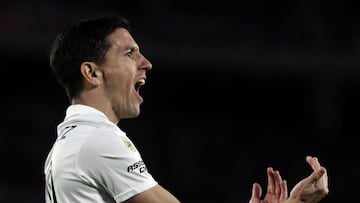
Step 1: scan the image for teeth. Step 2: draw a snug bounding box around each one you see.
[138,79,145,85]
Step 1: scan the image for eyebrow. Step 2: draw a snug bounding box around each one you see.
[119,45,138,53]
[129,46,139,52]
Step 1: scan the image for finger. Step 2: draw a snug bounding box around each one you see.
[273,170,282,197]
[280,180,288,201]
[267,167,275,194]
[316,167,329,189]
[303,167,326,186]
[306,156,328,189]
[306,156,321,171]
[251,183,262,200]
[308,167,330,198]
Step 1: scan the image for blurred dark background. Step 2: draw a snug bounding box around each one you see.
[1,0,359,202]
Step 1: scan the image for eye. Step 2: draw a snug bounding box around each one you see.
[125,49,133,57]
[125,47,138,57]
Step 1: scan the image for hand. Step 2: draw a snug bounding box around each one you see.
[287,156,329,203]
[249,167,288,203]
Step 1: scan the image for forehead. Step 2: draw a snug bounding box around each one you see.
[107,28,137,49]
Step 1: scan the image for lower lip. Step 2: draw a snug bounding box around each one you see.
[134,89,143,103]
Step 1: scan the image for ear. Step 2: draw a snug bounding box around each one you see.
[80,62,102,86]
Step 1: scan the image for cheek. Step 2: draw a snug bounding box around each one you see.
[107,73,133,97]
[103,64,135,98]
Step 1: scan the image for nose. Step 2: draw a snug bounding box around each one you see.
[139,55,152,71]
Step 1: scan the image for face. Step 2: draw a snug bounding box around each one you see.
[99,28,152,120]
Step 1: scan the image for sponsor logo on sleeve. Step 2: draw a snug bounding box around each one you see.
[127,160,148,174]
[122,138,137,153]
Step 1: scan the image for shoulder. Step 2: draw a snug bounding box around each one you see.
[78,126,131,155]
[74,125,152,190]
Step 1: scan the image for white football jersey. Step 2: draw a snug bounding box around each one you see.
[44,104,157,203]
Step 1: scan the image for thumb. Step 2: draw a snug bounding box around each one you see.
[305,167,325,185]
[251,183,262,199]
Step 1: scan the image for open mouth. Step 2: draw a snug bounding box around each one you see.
[135,78,145,92]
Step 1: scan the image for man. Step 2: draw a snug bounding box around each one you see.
[44,15,328,203]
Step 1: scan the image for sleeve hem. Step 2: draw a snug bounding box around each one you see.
[114,180,158,202]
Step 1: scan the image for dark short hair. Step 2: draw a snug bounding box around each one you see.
[49,15,130,100]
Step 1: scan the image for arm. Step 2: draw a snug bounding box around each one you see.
[124,184,180,203]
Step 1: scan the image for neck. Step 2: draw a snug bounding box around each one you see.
[72,90,119,124]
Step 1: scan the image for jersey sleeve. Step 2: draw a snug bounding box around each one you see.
[76,129,158,202]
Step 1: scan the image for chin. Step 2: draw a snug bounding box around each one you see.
[129,108,141,118]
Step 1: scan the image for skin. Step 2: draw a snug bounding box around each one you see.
[286,156,329,203]
[250,156,329,203]
[250,167,288,203]
[72,28,328,203]
[74,28,152,123]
